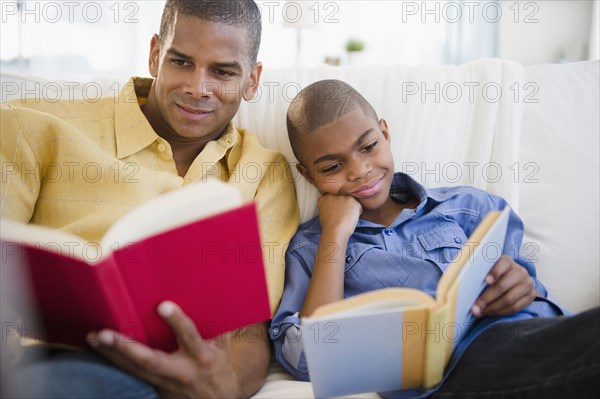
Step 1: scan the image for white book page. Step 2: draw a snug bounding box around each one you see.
[100,179,242,250]
[452,207,511,347]
[0,219,92,260]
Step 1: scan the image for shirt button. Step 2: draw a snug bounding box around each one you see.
[157,143,167,152]
[272,328,279,335]
[454,237,462,244]
[384,229,394,236]
[345,255,352,263]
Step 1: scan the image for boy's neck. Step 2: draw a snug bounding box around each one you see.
[361,195,420,227]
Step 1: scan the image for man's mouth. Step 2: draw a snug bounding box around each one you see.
[176,103,213,121]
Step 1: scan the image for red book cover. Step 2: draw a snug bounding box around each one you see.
[1,181,271,352]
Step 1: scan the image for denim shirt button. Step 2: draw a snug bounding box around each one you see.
[272,327,279,335]
[384,229,394,236]
[454,236,462,244]
[345,255,352,263]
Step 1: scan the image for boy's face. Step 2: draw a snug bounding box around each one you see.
[147,14,261,140]
[297,108,395,214]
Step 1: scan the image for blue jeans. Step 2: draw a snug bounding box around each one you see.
[6,349,159,398]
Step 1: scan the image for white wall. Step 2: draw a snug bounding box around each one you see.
[498,0,595,64]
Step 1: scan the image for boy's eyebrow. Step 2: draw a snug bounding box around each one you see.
[166,48,242,71]
[313,129,373,165]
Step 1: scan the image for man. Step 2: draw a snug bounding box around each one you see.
[0,1,299,397]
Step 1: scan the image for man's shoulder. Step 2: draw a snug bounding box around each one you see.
[236,128,287,160]
[3,95,117,122]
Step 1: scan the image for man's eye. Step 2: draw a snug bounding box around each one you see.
[171,59,189,67]
[213,69,235,77]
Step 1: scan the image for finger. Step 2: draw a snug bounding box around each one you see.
[485,255,513,284]
[87,329,175,388]
[483,278,536,315]
[473,263,523,314]
[157,301,208,355]
[484,287,536,315]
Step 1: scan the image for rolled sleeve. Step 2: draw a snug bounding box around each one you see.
[269,244,313,380]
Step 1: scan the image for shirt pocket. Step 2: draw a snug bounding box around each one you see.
[343,243,410,295]
[417,224,468,271]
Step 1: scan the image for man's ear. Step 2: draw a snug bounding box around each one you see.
[242,62,263,101]
[379,118,391,143]
[149,34,161,78]
[296,162,316,186]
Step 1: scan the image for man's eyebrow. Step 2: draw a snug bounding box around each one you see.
[213,61,243,70]
[312,128,374,165]
[166,48,192,60]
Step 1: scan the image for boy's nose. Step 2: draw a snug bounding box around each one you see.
[347,159,371,181]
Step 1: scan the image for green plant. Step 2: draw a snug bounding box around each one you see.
[345,39,365,52]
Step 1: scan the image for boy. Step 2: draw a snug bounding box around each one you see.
[270,79,599,397]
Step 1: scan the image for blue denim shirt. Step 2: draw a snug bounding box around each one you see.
[269,173,564,396]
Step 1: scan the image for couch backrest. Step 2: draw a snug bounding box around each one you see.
[2,60,598,313]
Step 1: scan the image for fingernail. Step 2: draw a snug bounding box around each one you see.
[98,330,115,346]
[485,275,494,284]
[86,332,99,347]
[472,305,481,316]
[158,301,175,317]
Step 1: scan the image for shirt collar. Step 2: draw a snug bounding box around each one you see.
[115,77,159,159]
[114,77,239,160]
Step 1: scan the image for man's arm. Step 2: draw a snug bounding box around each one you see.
[89,301,270,398]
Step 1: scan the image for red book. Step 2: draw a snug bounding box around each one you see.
[0,180,271,352]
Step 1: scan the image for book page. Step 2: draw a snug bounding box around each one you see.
[1,219,94,261]
[100,179,242,250]
[450,207,510,347]
[309,287,436,319]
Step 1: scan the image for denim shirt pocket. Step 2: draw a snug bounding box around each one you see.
[343,243,410,295]
[417,224,468,272]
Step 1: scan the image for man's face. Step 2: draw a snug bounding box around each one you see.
[147,13,261,140]
[297,108,395,214]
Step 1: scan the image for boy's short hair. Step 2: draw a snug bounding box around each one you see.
[287,79,379,165]
[159,0,262,65]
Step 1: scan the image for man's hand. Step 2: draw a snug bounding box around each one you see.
[472,255,538,317]
[87,301,269,398]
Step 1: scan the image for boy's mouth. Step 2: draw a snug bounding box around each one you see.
[351,177,384,198]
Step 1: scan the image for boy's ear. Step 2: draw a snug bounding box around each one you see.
[296,163,316,186]
[379,118,391,143]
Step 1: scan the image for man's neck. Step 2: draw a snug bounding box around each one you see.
[141,85,224,177]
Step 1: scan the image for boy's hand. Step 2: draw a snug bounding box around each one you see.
[471,255,538,317]
[317,194,362,239]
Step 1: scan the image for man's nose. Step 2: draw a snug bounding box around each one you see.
[185,69,217,98]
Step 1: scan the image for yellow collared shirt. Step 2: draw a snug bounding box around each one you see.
[1,77,299,314]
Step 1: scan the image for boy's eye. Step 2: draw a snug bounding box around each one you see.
[320,163,342,174]
[362,141,378,153]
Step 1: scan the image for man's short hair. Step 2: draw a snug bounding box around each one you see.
[287,79,379,165]
[159,0,262,65]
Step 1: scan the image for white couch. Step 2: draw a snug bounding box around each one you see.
[1,58,598,397]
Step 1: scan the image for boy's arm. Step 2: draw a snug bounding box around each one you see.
[299,194,362,317]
